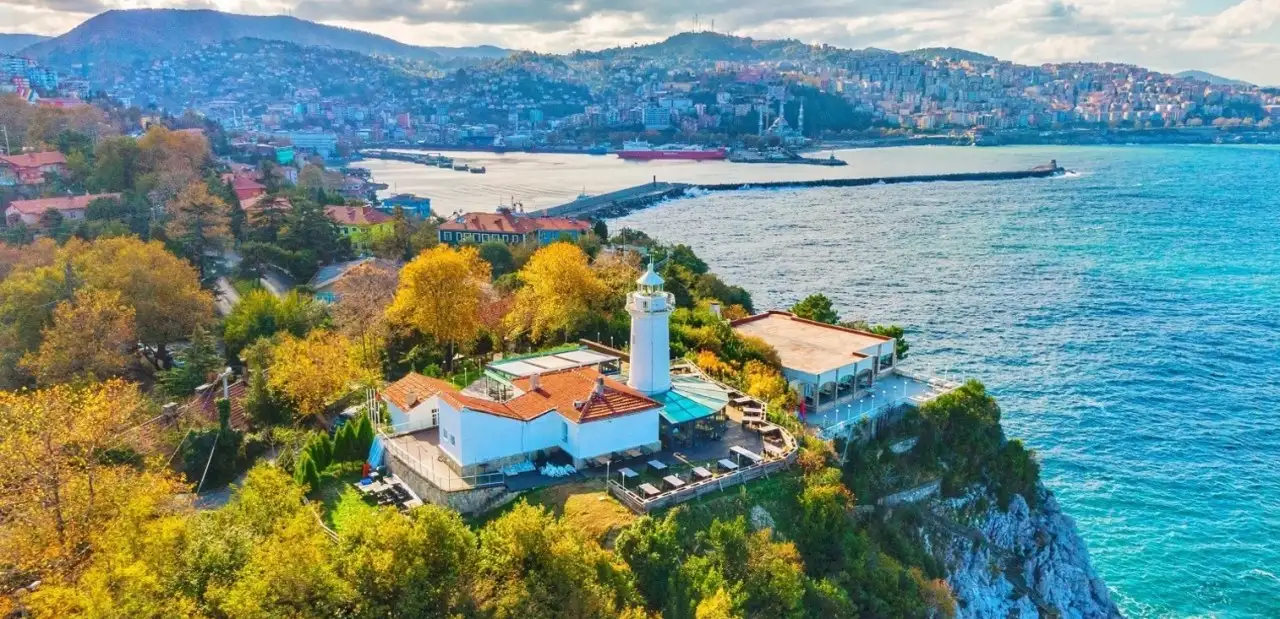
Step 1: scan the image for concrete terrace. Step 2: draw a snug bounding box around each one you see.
[806,371,960,439]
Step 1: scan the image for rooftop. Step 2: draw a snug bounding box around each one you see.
[730,311,892,375]
[0,151,67,168]
[325,205,392,226]
[438,209,590,235]
[5,193,121,216]
[488,348,618,379]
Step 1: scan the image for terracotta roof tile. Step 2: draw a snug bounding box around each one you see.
[438,211,590,236]
[383,368,658,424]
[325,205,392,226]
[382,373,458,412]
[185,380,251,431]
[6,193,121,216]
[0,151,67,168]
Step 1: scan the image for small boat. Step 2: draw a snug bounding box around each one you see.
[453,163,469,171]
[469,166,486,174]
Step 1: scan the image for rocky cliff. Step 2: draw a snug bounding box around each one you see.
[925,486,1121,618]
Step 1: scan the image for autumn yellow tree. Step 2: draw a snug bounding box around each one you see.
[0,380,187,591]
[387,245,489,364]
[0,263,68,387]
[70,236,214,367]
[166,181,232,279]
[506,242,607,343]
[267,330,376,419]
[136,125,209,207]
[20,288,136,385]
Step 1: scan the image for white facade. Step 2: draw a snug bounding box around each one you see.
[426,395,659,470]
[627,263,673,395]
[386,397,439,434]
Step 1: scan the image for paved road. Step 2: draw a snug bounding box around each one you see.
[214,277,240,316]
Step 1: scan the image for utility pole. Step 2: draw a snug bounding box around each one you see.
[0,125,10,155]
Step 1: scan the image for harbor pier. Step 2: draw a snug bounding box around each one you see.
[532,162,1065,219]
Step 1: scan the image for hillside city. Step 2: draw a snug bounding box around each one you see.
[4,31,1279,153]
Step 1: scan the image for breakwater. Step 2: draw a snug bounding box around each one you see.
[534,163,1065,219]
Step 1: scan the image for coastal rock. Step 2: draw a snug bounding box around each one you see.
[932,487,1121,619]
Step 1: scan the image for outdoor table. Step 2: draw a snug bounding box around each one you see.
[730,445,763,465]
[623,449,644,459]
[617,467,638,479]
[638,483,660,498]
[763,444,784,459]
[647,459,668,471]
[663,475,686,489]
[401,498,423,509]
[357,480,387,495]
[692,466,712,481]
[717,458,739,471]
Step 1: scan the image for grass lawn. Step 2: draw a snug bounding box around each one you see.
[230,276,263,298]
[675,469,805,537]
[481,479,638,546]
[315,463,380,533]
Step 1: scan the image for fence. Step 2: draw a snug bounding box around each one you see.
[378,430,505,492]
[607,422,799,514]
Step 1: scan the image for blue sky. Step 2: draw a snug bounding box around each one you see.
[5,0,1279,84]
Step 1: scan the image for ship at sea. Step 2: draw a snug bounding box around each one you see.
[616,140,727,161]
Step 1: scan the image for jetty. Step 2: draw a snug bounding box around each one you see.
[532,161,1065,218]
[728,149,848,166]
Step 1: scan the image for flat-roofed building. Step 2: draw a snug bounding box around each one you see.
[731,311,897,412]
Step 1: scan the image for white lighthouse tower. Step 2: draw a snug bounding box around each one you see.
[627,261,673,395]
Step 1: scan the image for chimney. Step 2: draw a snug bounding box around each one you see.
[221,367,232,400]
[528,373,540,391]
[594,375,606,397]
[161,402,178,420]
[709,302,722,319]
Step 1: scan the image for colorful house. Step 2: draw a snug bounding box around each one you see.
[379,193,432,218]
[437,208,591,246]
[4,193,120,227]
[0,151,67,186]
[324,205,393,254]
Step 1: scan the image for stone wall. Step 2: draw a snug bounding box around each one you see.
[386,449,511,515]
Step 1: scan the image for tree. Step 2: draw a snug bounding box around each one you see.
[165,181,232,279]
[89,136,141,192]
[478,240,515,278]
[223,289,327,358]
[472,502,645,618]
[71,236,215,368]
[841,321,909,359]
[159,326,224,397]
[790,293,839,324]
[387,245,490,367]
[214,511,351,617]
[294,453,321,492]
[506,242,607,342]
[267,330,374,419]
[0,262,68,386]
[20,287,136,385]
[242,338,288,426]
[0,380,186,584]
[592,219,608,241]
[38,208,64,230]
[338,505,477,618]
[332,261,398,366]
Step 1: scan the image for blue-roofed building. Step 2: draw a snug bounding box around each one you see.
[307,257,399,303]
[380,193,432,218]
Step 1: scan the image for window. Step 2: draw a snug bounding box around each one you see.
[561,421,569,442]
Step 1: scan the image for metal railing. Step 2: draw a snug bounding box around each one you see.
[379,430,505,492]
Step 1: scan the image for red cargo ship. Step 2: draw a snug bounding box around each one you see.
[616,140,727,161]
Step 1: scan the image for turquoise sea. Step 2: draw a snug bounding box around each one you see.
[610,146,1280,618]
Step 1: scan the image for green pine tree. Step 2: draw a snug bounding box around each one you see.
[354,413,375,460]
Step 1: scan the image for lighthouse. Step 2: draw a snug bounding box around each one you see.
[627,261,673,395]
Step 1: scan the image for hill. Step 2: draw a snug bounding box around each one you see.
[1174,70,1253,87]
[905,47,1000,63]
[425,44,513,60]
[0,33,48,54]
[22,9,445,71]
